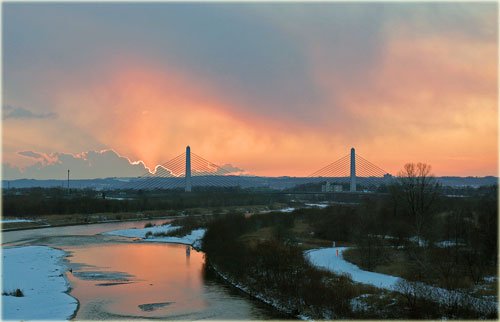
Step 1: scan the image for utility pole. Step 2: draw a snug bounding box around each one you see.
[67,169,70,194]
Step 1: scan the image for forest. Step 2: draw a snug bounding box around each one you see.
[201,183,497,319]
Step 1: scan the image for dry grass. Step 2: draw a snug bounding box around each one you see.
[239,227,274,247]
[1,221,47,230]
[238,219,351,251]
[344,248,411,277]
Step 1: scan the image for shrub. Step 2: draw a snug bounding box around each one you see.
[144,222,154,228]
[2,288,24,297]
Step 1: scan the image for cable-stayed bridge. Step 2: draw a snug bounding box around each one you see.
[303,148,393,193]
[121,146,243,191]
[121,146,393,193]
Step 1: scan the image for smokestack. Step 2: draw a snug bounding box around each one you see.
[185,146,192,192]
[350,148,356,192]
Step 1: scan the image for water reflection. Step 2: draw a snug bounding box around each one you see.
[3,219,287,320]
[67,243,280,320]
[186,245,191,266]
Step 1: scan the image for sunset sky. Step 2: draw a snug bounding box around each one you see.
[2,2,498,179]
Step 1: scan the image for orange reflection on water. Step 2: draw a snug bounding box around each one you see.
[66,243,207,319]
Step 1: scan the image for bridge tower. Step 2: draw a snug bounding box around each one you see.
[185,146,192,192]
[350,147,356,192]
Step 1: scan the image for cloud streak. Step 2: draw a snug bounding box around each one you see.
[5,150,148,180]
[3,105,57,120]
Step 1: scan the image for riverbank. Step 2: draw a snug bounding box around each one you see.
[2,245,79,320]
[1,200,284,230]
[207,262,302,319]
[1,204,281,232]
[306,247,498,316]
[1,211,179,232]
[1,212,214,233]
[102,223,207,249]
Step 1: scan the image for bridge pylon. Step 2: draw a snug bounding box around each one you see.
[185,146,192,192]
[350,147,356,192]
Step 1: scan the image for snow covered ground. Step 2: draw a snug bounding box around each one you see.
[102,223,180,238]
[370,234,466,249]
[408,236,429,247]
[146,228,207,248]
[434,240,466,248]
[278,207,295,213]
[2,246,78,320]
[306,247,400,289]
[103,224,206,248]
[306,247,497,313]
[305,203,329,209]
[1,218,35,224]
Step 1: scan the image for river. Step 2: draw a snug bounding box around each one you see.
[2,219,286,320]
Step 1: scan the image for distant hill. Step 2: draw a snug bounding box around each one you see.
[2,176,497,190]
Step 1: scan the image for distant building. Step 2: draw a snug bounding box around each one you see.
[321,182,343,192]
[322,182,342,192]
[321,182,332,192]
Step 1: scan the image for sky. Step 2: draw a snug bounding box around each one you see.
[2,2,498,179]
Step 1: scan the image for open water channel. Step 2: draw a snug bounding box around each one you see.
[2,219,285,320]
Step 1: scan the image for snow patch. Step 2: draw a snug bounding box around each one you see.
[146,228,207,248]
[409,236,429,247]
[102,223,180,238]
[2,246,78,320]
[306,247,400,289]
[350,294,371,312]
[278,207,295,213]
[1,218,35,224]
[483,276,497,283]
[305,203,329,209]
[435,240,466,248]
[103,225,206,247]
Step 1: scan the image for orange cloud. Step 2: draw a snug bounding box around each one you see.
[309,29,497,176]
[50,60,351,177]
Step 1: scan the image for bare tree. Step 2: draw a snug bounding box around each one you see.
[396,163,440,243]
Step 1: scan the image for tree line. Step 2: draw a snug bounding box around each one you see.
[2,187,288,216]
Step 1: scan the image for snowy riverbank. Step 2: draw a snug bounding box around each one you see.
[103,223,180,238]
[103,224,206,248]
[208,264,307,320]
[1,218,35,224]
[2,246,78,320]
[145,228,206,248]
[306,247,497,314]
[306,247,400,289]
